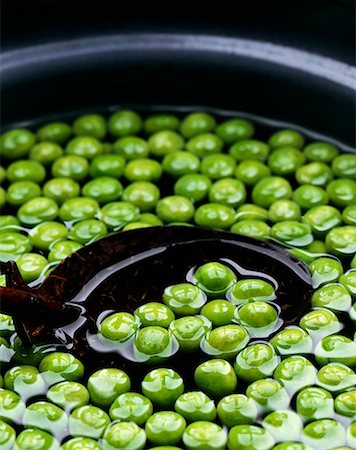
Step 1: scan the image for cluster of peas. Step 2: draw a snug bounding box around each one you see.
[0,110,356,285]
[0,259,355,449]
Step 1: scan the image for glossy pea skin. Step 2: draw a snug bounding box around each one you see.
[309,256,343,288]
[14,428,59,450]
[22,401,68,437]
[7,160,46,183]
[0,215,20,233]
[0,419,15,450]
[148,131,185,158]
[0,388,26,424]
[216,118,255,143]
[135,302,175,328]
[235,204,269,221]
[202,325,249,359]
[134,326,172,361]
[87,368,131,408]
[315,334,356,367]
[227,278,275,305]
[0,232,32,262]
[0,129,36,160]
[273,355,317,395]
[293,184,329,210]
[296,386,334,421]
[268,129,305,149]
[200,299,236,326]
[145,411,186,446]
[30,221,68,250]
[246,378,290,413]
[43,177,80,204]
[124,158,162,182]
[303,205,342,238]
[142,368,184,408]
[81,177,123,204]
[108,110,142,137]
[109,392,153,425]
[302,419,346,450]
[217,394,257,428]
[174,391,216,423]
[227,424,275,450]
[186,133,223,157]
[47,381,90,412]
[102,421,146,450]
[66,136,103,159]
[61,437,103,450]
[194,359,237,399]
[304,141,339,162]
[208,178,246,208]
[100,201,140,229]
[252,176,292,208]
[316,362,356,393]
[52,155,89,181]
[234,343,280,382]
[193,261,236,298]
[311,283,351,312]
[69,405,110,439]
[235,160,271,186]
[39,352,84,385]
[17,197,59,226]
[268,146,305,175]
[48,240,83,262]
[29,141,63,165]
[183,421,227,450]
[6,180,42,206]
[123,221,152,231]
[201,154,236,179]
[144,113,180,134]
[162,151,200,178]
[174,174,212,202]
[342,204,356,225]
[195,203,236,229]
[334,390,356,417]
[332,153,356,178]
[73,114,107,139]
[16,253,49,283]
[90,154,126,179]
[235,302,278,337]
[180,112,216,139]
[140,213,163,226]
[299,308,341,340]
[113,136,150,160]
[268,200,301,222]
[296,162,334,187]
[122,181,160,212]
[325,225,356,257]
[262,410,303,444]
[229,139,269,162]
[271,220,313,247]
[169,315,211,351]
[37,122,72,144]
[156,195,194,223]
[327,178,356,207]
[231,219,271,240]
[339,269,356,296]
[100,311,139,342]
[4,364,45,400]
[68,219,107,244]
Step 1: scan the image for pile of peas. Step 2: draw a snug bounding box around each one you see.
[0,110,355,449]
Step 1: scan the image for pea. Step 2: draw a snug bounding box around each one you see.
[37,122,72,144]
[309,257,344,288]
[156,195,194,223]
[73,114,106,139]
[162,151,200,177]
[271,221,313,247]
[14,429,59,450]
[231,219,271,240]
[100,312,139,342]
[316,363,356,393]
[311,283,351,312]
[6,180,42,206]
[325,226,356,256]
[296,162,333,187]
[304,206,343,239]
[229,140,268,162]
[7,160,46,183]
[43,177,80,203]
[66,136,102,159]
[108,110,142,137]
[100,201,140,229]
[296,386,334,421]
[334,390,356,417]
[195,203,236,229]
[180,112,216,138]
[0,232,32,262]
[11,336,51,366]
[351,254,356,269]
[332,153,356,178]
[347,423,356,450]
[0,419,15,450]
[174,174,212,202]
[82,177,123,204]
[306,240,327,254]
[16,253,49,283]
[252,176,292,208]
[201,154,236,179]
[102,421,146,450]
[193,261,236,298]
[186,133,223,157]
[216,118,254,143]
[235,204,269,221]
[235,302,278,338]
[217,394,256,428]
[228,278,275,305]
[59,197,99,222]
[228,424,274,450]
[140,213,163,226]
[182,421,226,450]
[327,178,356,207]
[144,113,180,134]
[61,437,102,450]
[48,240,83,262]
[68,219,107,244]
[39,352,84,385]
[142,368,184,407]
[208,178,246,208]
[24,400,68,437]
[52,155,89,181]
[339,269,356,296]
[123,221,152,231]
[273,356,317,395]
[69,405,110,439]
[113,136,149,160]
[4,364,45,400]
[90,154,126,179]
[148,131,184,158]
[109,392,153,425]
[269,199,301,222]
[0,129,36,160]
[145,411,186,446]
[134,326,173,362]
[235,160,271,186]
[135,302,175,327]
[87,368,131,408]
[246,378,289,413]
[293,185,329,211]
[302,419,345,450]
[234,343,280,382]
[315,334,356,367]
[169,316,211,351]
[299,308,341,340]
[200,299,236,326]
[47,381,89,412]
[29,221,68,251]
[262,410,303,443]
[0,388,25,424]
[124,158,162,182]
[201,325,249,359]
[342,204,356,225]
[268,129,305,149]
[271,442,311,450]
[174,391,216,423]
[268,146,305,175]
[194,359,237,398]
[30,141,63,165]
[122,181,160,211]
[304,141,339,162]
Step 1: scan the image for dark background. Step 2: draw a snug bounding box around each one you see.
[1,0,355,65]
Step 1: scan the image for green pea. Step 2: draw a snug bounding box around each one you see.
[231,219,271,240]
[334,390,356,417]
[293,184,329,210]
[229,139,268,162]
[304,141,339,162]
[201,324,249,359]
[186,133,223,157]
[311,283,352,312]
[246,378,290,413]
[113,136,149,160]
[317,362,356,393]
[148,131,184,158]
[268,146,305,175]
[102,421,146,450]
[52,155,89,181]
[306,240,327,254]
[73,114,106,139]
[66,136,102,159]
[262,410,303,443]
[90,154,126,178]
[30,221,68,251]
[17,197,58,226]
[235,204,269,221]
[0,388,25,424]
[124,158,162,182]
[273,356,317,395]
[180,112,216,138]
[7,160,46,183]
[326,226,356,257]
[122,181,160,212]
[47,381,89,412]
[87,368,131,408]
[327,178,356,207]
[11,336,50,366]
[37,122,72,144]
[39,352,84,384]
[296,162,334,187]
[48,240,83,262]
[61,437,102,450]
[135,302,175,327]
[200,299,236,326]
[30,141,63,165]
[82,177,123,204]
[23,401,67,437]
[208,178,246,208]
[14,429,59,450]
[123,221,152,231]
[4,364,45,400]
[144,113,180,134]
[174,391,216,423]
[183,421,227,450]
[268,129,305,149]
[16,253,49,283]
[100,312,139,342]
[59,197,99,222]
[109,392,153,425]
[140,213,163,226]
[108,110,142,137]
[332,153,356,178]
[145,411,186,446]
[69,219,107,244]
[342,204,356,225]
[235,302,278,337]
[162,151,200,177]
[201,154,236,179]
[69,405,110,439]
[134,326,173,362]
[296,386,334,421]
[227,278,275,306]
[299,308,341,340]
[252,176,292,208]
[195,203,236,229]
[6,180,42,206]
[339,269,356,296]
[235,160,271,186]
[351,254,356,269]
[270,442,311,450]
[228,424,274,450]
[302,419,345,450]
[156,195,194,223]
[217,394,257,428]
[100,201,140,229]
[194,359,237,398]
[309,257,344,287]
[234,343,280,382]
[174,174,212,202]
[269,200,301,222]
[216,118,255,144]
[0,232,32,262]
[169,316,211,351]
[0,129,36,160]
[0,419,15,450]
[271,221,313,247]
[142,368,184,407]
[193,262,236,298]
[304,206,343,238]
[315,334,356,367]
[43,177,80,204]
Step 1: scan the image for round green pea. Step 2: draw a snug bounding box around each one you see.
[30,141,63,165]
[201,324,249,359]
[0,129,36,160]
[200,299,236,326]
[113,136,149,160]
[174,174,212,202]
[48,240,83,262]
[229,139,269,162]
[271,221,313,247]
[68,219,107,244]
[235,204,269,221]
[332,153,356,178]
[66,136,102,159]
[124,158,162,182]
[135,302,175,327]
[0,388,25,424]
[156,195,194,223]
[327,178,356,207]
[174,391,216,423]
[296,386,334,421]
[334,390,356,418]
[169,315,211,351]
[100,312,139,342]
[144,113,180,134]
[52,155,89,181]
[317,363,356,393]
[296,162,334,187]
[246,378,290,413]
[90,154,126,178]
[14,429,59,450]
[194,359,237,398]
[227,278,275,305]
[208,178,246,208]
[7,160,46,183]
[162,151,200,178]
[47,381,89,412]
[235,160,271,186]
[142,368,184,407]
[186,133,223,157]
[6,180,42,206]
[193,262,236,298]
[315,334,356,367]
[109,392,153,425]
[145,411,186,446]
[268,129,305,149]
[216,118,255,143]
[102,421,146,450]
[148,131,184,158]
[16,253,49,283]
[236,302,278,337]
[59,197,99,222]
[17,197,58,226]
[252,176,292,208]
[262,410,303,443]
[134,326,173,362]
[293,184,329,210]
[302,419,345,450]
[108,110,142,137]
[61,437,102,450]
[0,419,15,450]
[306,240,327,254]
[309,257,344,287]
[180,112,216,138]
[123,221,152,231]
[39,352,84,384]
[73,114,106,139]
[195,203,236,229]
[22,401,68,437]
[87,368,131,408]
[234,343,280,382]
[299,308,341,340]
[231,219,271,240]
[140,213,163,226]
[4,365,45,399]
[122,181,160,212]
[228,424,274,450]
[37,122,72,144]
[82,177,123,204]
[304,141,339,162]
[268,146,305,175]
[268,200,301,222]
[311,283,352,312]
[304,205,343,237]
[43,177,80,204]
[342,204,356,225]
[274,355,317,395]
[325,226,356,257]
[217,393,257,428]
[69,405,110,439]
[30,221,68,250]
[0,231,33,262]
[100,201,140,229]
[339,269,356,296]
[201,154,236,179]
